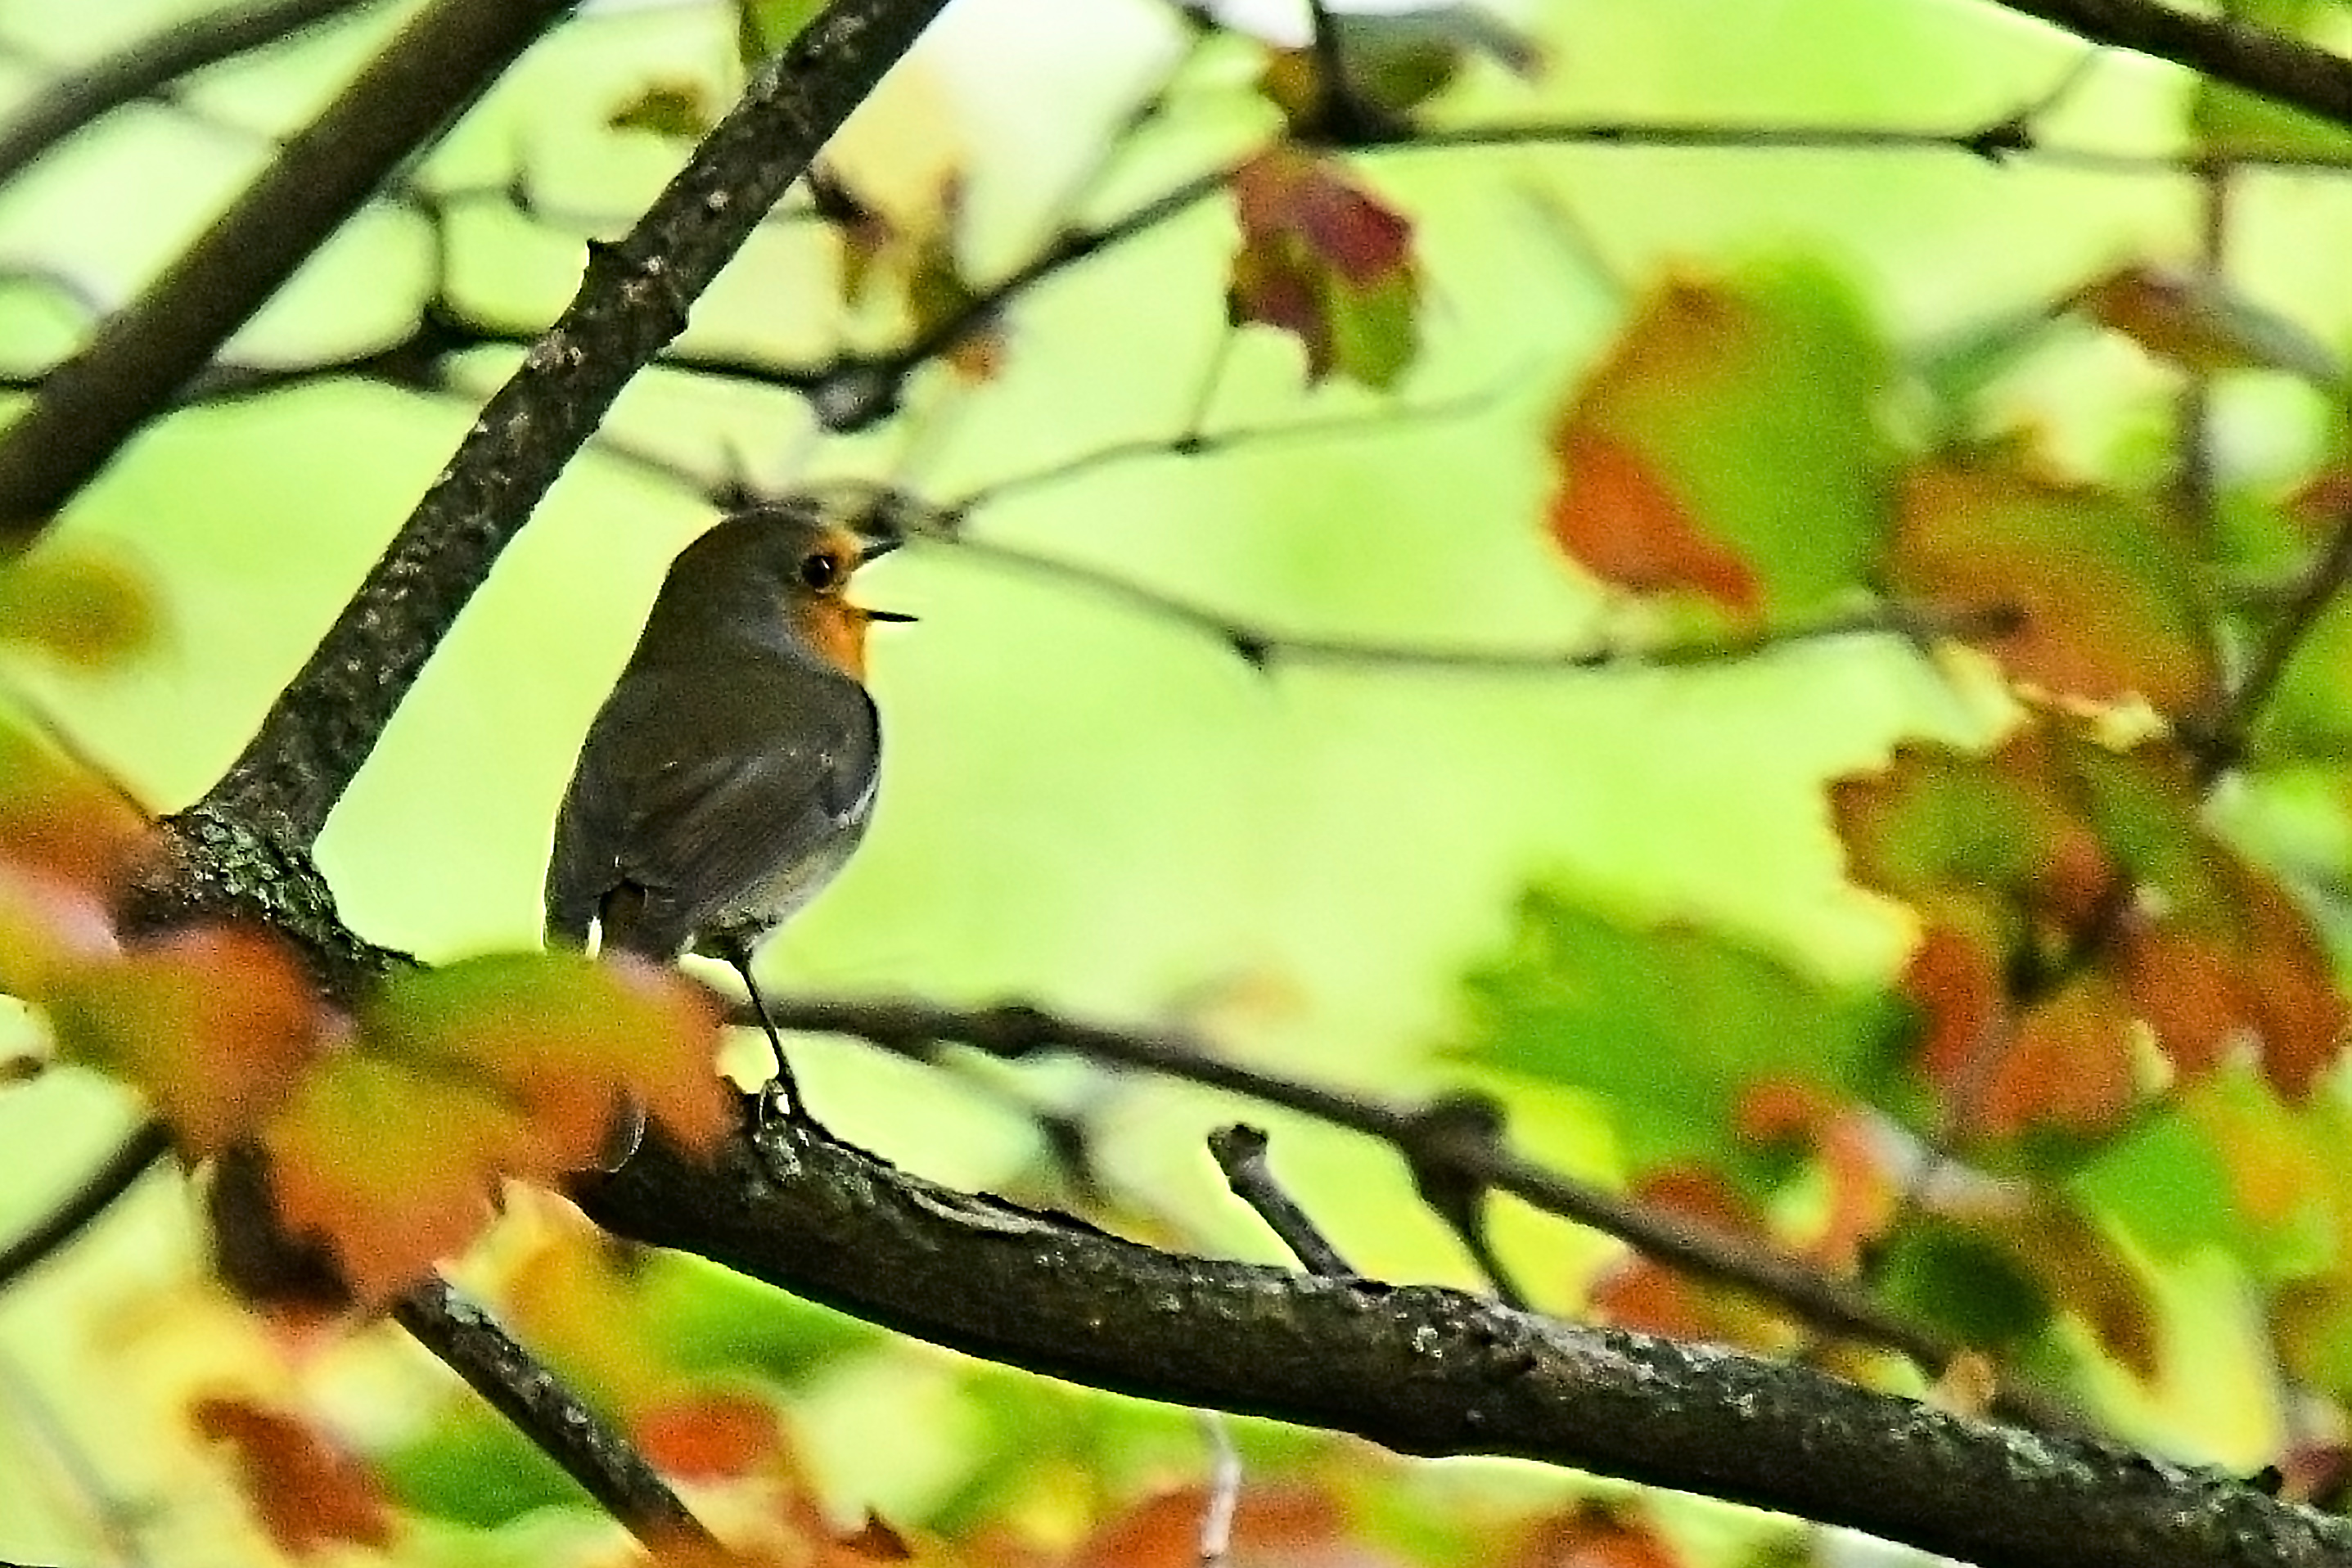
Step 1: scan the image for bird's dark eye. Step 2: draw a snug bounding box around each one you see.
[800,552,842,590]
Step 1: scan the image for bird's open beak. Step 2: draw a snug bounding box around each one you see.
[854,535,915,622]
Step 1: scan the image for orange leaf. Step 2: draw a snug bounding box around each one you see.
[1588,1170,1794,1349]
[47,925,328,1156]
[362,950,732,1169]
[1900,921,2005,1094]
[1543,267,1894,615]
[1070,1483,1358,1568]
[1545,430,1759,612]
[0,719,155,894]
[1503,1500,1687,1568]
[1890,456,2219,713]
[191,1395,395,1555]
[259,1054,546,1304]
[1958,971,2141,1140]
[634,1390,786,1480]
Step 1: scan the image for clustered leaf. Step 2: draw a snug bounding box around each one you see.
[1227,144,1421,390]
[1832,715,2348,1142]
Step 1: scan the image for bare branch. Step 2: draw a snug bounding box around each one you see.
[0,0,385,188]
[200,0,955,844]
[754,994,2078,1428]
[574,1121,2350,1568]
[391,1274,715,1549]
[1984,0,2352,131]
[0,0,574,543]
[1209,1124,1357,1277]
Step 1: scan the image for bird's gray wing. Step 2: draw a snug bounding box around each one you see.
[545,664,879,957]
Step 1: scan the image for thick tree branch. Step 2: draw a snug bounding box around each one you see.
[756,994,2084,1431]
[0,0,385,189]
[575,1123,2350,1568]
[1985,0,2352,130]
[0,0,573,544]
[200,0,954,844]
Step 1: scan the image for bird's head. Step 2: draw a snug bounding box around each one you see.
[655,485,921,680]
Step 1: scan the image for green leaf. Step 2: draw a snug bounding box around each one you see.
[1544,262,1897,615]
[1873,1219,2050,1349]
[737,0,824,67]
[1447,888,1904,1181]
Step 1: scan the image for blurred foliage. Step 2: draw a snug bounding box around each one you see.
[3,0,2352,1564]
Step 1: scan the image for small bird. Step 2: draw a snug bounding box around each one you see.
[544,487,917,1126]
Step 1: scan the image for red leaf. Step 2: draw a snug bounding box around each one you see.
[191,1395,396,1555]
[1228,146,1420,389]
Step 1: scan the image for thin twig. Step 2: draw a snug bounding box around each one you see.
[939,534,2025,675]
[0,0,574,542]
[390,1274,716,1549]
[1400,1094,1531,1310]
[1208,1124,1355,1277]
[1196,1408,1241,1568]
[0,0,385,188]
[2199,503,2352,777]
[0,1118,171,1292]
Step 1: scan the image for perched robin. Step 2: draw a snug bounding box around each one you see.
[544,486,917,1124]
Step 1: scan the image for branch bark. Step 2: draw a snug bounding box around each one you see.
[0,0,571,543]
[200,0,955,845]
[390,1275,714,1549]
[575,1123,2352,1568]
[1985,0,2352,129]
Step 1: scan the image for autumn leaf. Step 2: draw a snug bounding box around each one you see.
[1833,719,2349,1141]
[1228,145,1420,390]
[1501,1500,1687,1568]
[259,1054,546,1304]
[1070,1481,1363,1568]
[634,1390,787,1480]
[46,925,328,1156]
[2073,264,2338,382]
[1588,1169,1800,1350]
[252,953,729,1302]
[1890,453,2220,713]
[0,716,155,894]
[1544,265,1895,615]
[1545,430,1759,611]
[360,950,732,1165]
[191,1395,397,1555]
